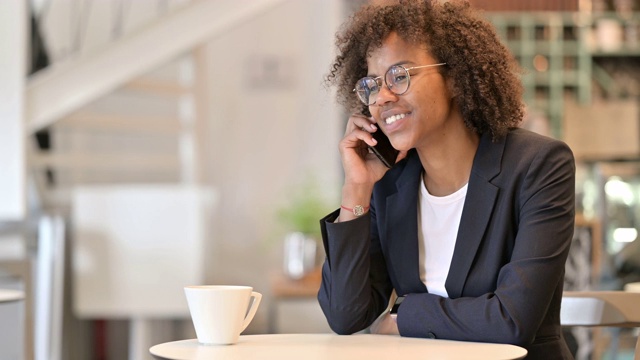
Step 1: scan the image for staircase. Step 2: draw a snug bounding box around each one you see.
[26,0,288,208]
[16,1,290,360]
[30,53,203,211]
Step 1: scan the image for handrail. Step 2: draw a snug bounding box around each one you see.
[26,0,289,135]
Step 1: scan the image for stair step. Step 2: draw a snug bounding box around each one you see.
[59,113,182,134]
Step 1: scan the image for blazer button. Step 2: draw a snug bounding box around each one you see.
[427,332,436,339]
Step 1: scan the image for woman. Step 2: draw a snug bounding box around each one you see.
[317,1,576,358]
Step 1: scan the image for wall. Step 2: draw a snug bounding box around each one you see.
[0,1,27,220]
[6,1,344,358]
[203,0,343,332]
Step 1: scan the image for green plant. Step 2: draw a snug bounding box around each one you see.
[276,179,333,240]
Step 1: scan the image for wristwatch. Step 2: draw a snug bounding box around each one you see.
[340,204,370,217]
[389,295,405,321]
[352,205,367,216]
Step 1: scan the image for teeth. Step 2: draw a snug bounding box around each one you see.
[385,113,406,125]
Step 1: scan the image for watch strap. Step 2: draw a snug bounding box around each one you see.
[389,295,406,318]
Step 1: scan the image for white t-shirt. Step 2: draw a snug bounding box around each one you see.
[417,179,468,298]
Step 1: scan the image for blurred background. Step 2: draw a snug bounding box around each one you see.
[2,0,640,359]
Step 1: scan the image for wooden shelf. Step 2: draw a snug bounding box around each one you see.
[270,267,322,299]
[487,11,640,137]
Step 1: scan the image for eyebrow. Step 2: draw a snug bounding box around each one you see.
[367,60,415,77]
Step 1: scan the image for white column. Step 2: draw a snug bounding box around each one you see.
[0,0,27,220]
[35,215,66,360]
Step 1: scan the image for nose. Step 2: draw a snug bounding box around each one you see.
[374,83,398,106]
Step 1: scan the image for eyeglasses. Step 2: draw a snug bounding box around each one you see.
[353,63,446,106]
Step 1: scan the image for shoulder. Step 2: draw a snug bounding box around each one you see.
[492,128,574,169]
[497,128,575,184]
[473,128,575,184]
[504,128,572,155]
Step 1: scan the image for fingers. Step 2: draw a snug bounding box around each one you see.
[343,114,378,147]
[347,113,377,134]
[339,130,377,151]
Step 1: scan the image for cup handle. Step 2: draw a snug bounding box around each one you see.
[240,291,262,332]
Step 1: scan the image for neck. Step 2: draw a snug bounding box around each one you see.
[416,117,480,197]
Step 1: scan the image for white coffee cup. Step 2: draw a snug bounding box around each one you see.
[184,285,262,345]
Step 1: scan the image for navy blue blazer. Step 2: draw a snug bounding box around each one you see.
[318,128,575,359]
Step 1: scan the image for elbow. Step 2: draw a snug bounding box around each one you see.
[318,300,369,335]
[503,333,535,348]
[318,290,370,335]
[319,302,368,335]
[326,316,368,335]
[329,323,359,336]
[498,324,537,347]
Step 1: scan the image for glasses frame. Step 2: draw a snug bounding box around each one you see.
[353,63,447,106]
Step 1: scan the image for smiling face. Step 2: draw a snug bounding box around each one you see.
[367,32,463,151]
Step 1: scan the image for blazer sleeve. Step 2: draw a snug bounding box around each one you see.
[397,140,575,346]
[317,207,394,334]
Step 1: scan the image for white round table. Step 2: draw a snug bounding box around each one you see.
[150,333,527,360]
[0,289,24,303]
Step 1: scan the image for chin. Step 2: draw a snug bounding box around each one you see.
[389,139,410,152]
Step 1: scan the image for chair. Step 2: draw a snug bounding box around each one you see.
[561,291,640,360]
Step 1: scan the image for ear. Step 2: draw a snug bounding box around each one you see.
[444,75,457,99]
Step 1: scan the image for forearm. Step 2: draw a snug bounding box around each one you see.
[397,263,566,346]
[318,211,391,334]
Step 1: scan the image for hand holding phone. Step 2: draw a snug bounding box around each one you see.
[357,108,399,168]
[369,129,399,168]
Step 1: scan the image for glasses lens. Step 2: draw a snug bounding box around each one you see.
[386,66,410,95]
[355,77,379,105]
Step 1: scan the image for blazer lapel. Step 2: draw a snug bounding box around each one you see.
[385,153,426,294]
[445,133,504,298]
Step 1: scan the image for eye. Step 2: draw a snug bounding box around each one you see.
[387,66,409,86]
[393,74,408,83]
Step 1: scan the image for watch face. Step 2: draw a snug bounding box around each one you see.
[390,296,405,314]
[353,205,365,216]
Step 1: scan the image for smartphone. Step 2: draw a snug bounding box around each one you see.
[369,129,399,168]
[359,108,399,168]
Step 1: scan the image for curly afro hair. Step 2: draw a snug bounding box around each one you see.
[327,0,524,140]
